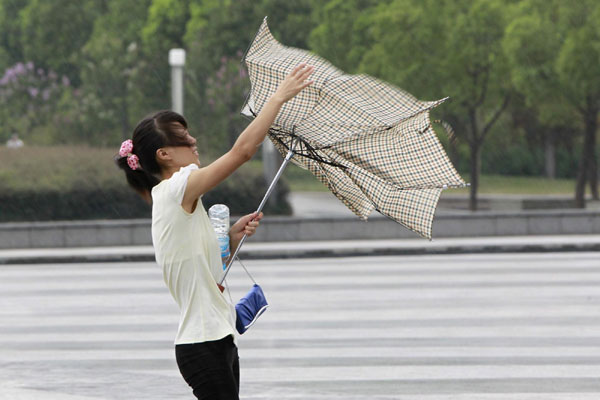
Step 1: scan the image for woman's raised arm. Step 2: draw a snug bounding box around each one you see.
[182,63,314,204]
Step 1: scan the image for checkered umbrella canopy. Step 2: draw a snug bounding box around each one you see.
[242,18,466,239]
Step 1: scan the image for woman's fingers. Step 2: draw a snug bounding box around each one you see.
[244,222,257,235]
[274,64,314,103]
[290,62,307,77]
[289,64,314,86]
[299,65,314,79]
[241,212,263,236]
[300,79,314,90]
[296,66,314,84]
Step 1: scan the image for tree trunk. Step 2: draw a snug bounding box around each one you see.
[589,152,598,201]
[575,155,587,208]
[575,107,599,207]
[575,125,594,208]
[587,110,599,200]
[544,134,556,179]
[469,142,481,211]
[467,108,481,212]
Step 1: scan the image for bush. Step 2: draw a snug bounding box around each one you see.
[482,143,544,176]
[0,146,290,222]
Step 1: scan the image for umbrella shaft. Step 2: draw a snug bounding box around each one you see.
[219,146,295,284]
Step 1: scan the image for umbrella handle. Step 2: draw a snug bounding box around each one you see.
[219,143,296,285]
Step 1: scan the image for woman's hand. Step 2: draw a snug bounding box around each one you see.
[229,212,264,253]
[272,63,314,104]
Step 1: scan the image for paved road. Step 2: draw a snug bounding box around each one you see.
[1,252,600,399]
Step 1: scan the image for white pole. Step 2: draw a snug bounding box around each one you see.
[220,142,297,285]
[262,138,280,201]
[168,48,186,115]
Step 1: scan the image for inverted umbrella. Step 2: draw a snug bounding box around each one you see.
[220,17,466,283]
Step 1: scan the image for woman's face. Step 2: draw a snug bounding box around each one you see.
[157,122,200,168]
[170,130,200,167]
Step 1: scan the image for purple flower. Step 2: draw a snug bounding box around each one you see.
[15,63,26,75]
[62,76,70,87]
[26,62,34,71]
[37,68,44,76]
[42,89,50,101]
[216,67,224,81]
[1,67,18,85]
[28,87,39,97]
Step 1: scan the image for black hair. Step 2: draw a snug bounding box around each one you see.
[115,110,193,202]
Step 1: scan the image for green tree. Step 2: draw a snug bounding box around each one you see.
[184,0,261,156]
[502,5,564,180]
[318,0,512,210]
[18,0,105,86]
[504,0,600,207]
[309,0,379,73]
[134,0,192,116]
[79,0,152,145]
[0,61,75,144]
[0,0,29,70]
[180,1,316,158]
[259,0,316,49]
[557,4,600,206]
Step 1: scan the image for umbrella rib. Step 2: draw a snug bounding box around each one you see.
[311,153,371,217]
[241,97,257,122]
[241,16,269,64]
[268,127,348,169]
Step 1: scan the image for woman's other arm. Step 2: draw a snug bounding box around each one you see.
[228,212,263,256]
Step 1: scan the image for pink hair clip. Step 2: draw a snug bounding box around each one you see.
[119,139,140,170]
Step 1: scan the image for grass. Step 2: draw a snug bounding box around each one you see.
[0,146,124,191]
[452,174,576,195]
[0,148,578,196]
[277,162,578,195]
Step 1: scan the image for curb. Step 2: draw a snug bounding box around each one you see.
[2,236,600,264]
[3,210,600,249]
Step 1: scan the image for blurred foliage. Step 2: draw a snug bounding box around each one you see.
[1,0,599,213]
[0,146,290,221]
[284,163,580,195]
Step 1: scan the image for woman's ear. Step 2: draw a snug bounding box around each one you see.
[155,147,171,163]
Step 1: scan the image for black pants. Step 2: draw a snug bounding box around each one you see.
[175,335,240,400]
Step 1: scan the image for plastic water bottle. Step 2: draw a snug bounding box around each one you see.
[208,204,230,270]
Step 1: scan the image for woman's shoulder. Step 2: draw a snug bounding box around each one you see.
[176,163,200,174]
[151,178,167,193]
[165,164,201,205]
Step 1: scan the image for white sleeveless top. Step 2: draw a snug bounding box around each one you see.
[151,164,236,345]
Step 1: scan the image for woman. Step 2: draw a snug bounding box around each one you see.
[116,63,314,399]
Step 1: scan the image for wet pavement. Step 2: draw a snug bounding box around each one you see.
[2,252,600,399]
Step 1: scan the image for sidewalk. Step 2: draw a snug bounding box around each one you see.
[2,235,599,264]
